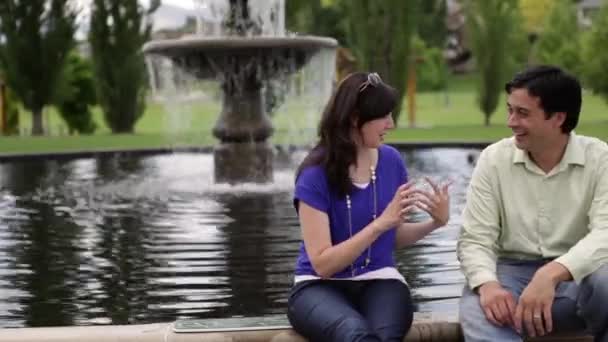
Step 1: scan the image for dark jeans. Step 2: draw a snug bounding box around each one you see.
[287,279,414,342]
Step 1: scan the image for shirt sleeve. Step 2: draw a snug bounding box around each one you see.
[555,153,608,283]
[457,148,501,290]
[294,167,330,214]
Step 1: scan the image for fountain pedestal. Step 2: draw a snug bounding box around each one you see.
[212,77,274,183]
[214,142,273,183]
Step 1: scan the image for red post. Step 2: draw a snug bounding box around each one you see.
[406,60,417,128]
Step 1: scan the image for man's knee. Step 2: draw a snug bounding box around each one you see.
[459,286,522,342]
[579,265,608,305]
[459,287,488,332]
[578,265,608,336]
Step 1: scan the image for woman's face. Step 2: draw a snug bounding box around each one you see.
[356,113,395,148]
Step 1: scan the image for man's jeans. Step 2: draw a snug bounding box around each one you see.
[460,259,608,341]
[287,279,413,342]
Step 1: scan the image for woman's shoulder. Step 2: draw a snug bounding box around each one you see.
[296,164,327,184]
[379,144,403,161]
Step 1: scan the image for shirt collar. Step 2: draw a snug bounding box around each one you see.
[512,132,586,167]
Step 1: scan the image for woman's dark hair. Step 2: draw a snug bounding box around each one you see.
[295,72,398,196]
[505,65,581,133]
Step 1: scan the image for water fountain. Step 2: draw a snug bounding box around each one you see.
[143,0,337,183]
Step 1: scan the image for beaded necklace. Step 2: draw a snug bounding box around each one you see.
[345,164,377,276]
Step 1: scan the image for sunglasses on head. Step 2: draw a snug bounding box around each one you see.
[359,72,382,93]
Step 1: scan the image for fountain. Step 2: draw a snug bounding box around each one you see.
[143,0,337,183]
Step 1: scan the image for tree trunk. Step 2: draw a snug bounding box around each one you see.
[32,107,44,135]
[484,114,491,127]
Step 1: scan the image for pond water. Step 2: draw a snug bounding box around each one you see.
[0,147,479,328]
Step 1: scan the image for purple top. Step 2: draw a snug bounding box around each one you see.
[293,144,408,278]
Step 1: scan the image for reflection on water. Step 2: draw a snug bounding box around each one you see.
[0,148,479,328]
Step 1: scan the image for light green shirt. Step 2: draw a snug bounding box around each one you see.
[457,133,608,289]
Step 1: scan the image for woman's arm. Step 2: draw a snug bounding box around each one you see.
[299,201,383,278]
[300,182,417,278]
[395,219,441,248]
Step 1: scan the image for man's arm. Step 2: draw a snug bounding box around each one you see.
[457,149,502,290]
[458,149,518,327]
[554,153,608,283]
[513,153,608,338]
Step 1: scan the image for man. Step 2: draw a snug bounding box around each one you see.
[457,65,608,341]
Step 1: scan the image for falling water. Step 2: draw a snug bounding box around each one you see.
[192,0,285,37]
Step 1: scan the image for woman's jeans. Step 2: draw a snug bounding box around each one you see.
[460,259,608,342]
[287,279,413,342]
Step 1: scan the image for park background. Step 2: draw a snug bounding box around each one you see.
[1,0,607,155]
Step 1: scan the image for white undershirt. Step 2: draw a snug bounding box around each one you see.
[353,181,369,188]
[294,267,406,284]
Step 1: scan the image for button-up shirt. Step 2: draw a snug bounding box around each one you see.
[457,133,608,289]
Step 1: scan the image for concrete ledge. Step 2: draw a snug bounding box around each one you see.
[0,321,462,342]
[527,333,593,342]
[0,313,593,342]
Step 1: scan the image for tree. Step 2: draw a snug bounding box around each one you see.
[0,0,77,135]
[534,0,581,75]
[54,52,97,135]
[412,36,448,92]
[89,0,159,133]
[286,0,346,44]
[581,0,608,105]
[342,0,421,123]
[418,0,447,49]
[466,0,526,126]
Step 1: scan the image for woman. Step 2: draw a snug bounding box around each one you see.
[287,72,451,342]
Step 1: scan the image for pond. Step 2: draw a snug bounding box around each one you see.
[0,147,479,328]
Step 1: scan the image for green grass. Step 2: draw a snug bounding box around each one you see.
[2,73,607,154]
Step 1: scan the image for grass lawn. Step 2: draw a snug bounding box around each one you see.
[1,73,607,154]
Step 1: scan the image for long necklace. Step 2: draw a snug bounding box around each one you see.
[346,164,377,276]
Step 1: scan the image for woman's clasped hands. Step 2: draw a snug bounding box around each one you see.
[376,177,452,232]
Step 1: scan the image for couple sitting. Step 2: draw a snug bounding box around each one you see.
[286,66,608,342]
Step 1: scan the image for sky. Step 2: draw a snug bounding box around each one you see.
[75,0,195,9]
[75,0,196,13]
[73,0,197,37]
[142,0,195,10]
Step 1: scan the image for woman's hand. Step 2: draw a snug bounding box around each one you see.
[376,181,419,232]
[414,177,452,228]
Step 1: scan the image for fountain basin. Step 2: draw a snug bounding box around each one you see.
[143,36,337,84]
[143,36,338,55]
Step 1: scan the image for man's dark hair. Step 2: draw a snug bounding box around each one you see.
[505,65,581,133]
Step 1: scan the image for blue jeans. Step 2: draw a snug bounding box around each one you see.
[287,279,413,342]
[460,259,608,342]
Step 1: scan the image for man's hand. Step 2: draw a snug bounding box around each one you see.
[478,281,516,327]
[514,262,571,337]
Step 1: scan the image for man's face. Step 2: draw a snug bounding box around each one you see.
[506,88,565,152]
